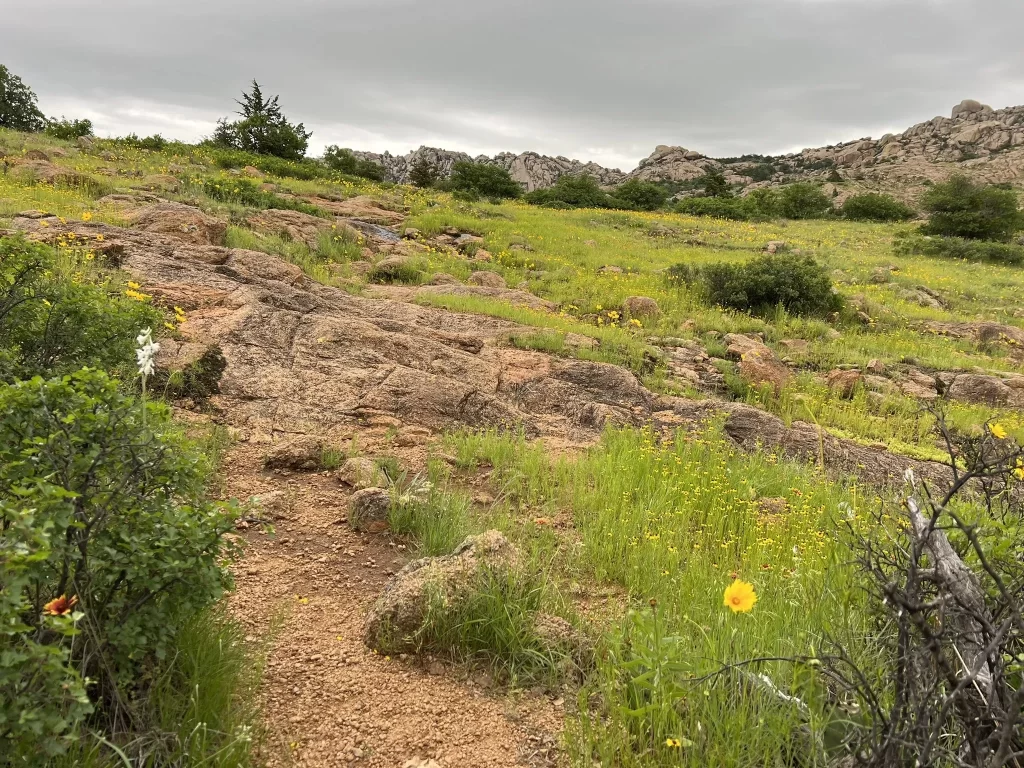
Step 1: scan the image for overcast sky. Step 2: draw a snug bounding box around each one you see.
[4,0,1023,170]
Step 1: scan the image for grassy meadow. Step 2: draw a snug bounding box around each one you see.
[3,126,1023,766]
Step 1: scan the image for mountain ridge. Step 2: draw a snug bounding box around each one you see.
[354,99,1024,196]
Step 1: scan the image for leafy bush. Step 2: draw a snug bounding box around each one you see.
[670,252,843,316]
[0,369,238,760]
[444,161,521,201]
[212,80,311,160]
[776,182,833,219]
[894,232,1024,265]
[701,169,732,198]
[0,236,162,382]
[920,173,1023,242]
[113,132,168,151]
[408,158,439,188]
[322,145,385,181]
[0,64,46,132]
[44,117,93,141]
[841,192,916,222]
[675,195,757,221]
[525,174,610,208]
[613,179,669,211]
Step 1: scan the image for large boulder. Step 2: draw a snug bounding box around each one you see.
[364,531,518,651]
[128,201,226,245]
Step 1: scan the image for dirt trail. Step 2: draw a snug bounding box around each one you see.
[224,442,563,768]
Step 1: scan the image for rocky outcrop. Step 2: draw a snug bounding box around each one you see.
[629,145,722,183]
[352,146,626,191]
[127,201,227,246]
[348,99,1024,194]
[7,213,655,443]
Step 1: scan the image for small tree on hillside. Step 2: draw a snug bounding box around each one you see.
[0,64,46,132]
[702,169,732,198]
[920,173,1023,242]
[409,158,439,188]
[212,80,311,160]
[322,145,385,181]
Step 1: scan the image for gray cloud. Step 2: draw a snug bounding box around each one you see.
[4,0,1022,169]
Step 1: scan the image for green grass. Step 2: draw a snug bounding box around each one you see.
[52,609,265,768]
[441,424,876,766]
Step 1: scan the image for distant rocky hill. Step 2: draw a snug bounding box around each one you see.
[354,100,1024,196]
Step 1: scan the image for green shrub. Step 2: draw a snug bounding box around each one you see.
[920,173,1023,241]
[444,161,521,200]
[701,169,732,198]
[0,369,239,760]
[841,192,916,222]
[0,64,46,132]
[675,196,756,221]
[670,252,843,316]
[113,132,168,151]
[893,232,1024,265]
[321,145,385,181]
[211,80,310,160]
[776,182,833,219]
[525,174,609,208]
[613,179,669,211]
[0,236,162,382]
[408,158,439,188]
[44,117,93,141]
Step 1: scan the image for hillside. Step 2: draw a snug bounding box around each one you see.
[357,98,1024,198]
[3,125,1024,768]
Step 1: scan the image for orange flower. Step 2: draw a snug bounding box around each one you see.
[43,595,78,616]
[533,517,552,526]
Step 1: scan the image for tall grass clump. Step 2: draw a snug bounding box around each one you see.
[446,425,873,766]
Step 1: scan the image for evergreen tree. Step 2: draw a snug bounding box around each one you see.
[409,158,439,188]
[212,80,311,160]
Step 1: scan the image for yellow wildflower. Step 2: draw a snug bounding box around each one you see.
[723,579,757,613]
[989,423,1008,440]
[81,212,93,221]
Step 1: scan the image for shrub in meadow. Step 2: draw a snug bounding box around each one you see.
[443,161,522,201]
[613,179,669,211]
[841,192,916,222]
[920,173,1023,242]
[670,251,843,317]
[44,117,93,141]
[894,231,1024,265]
